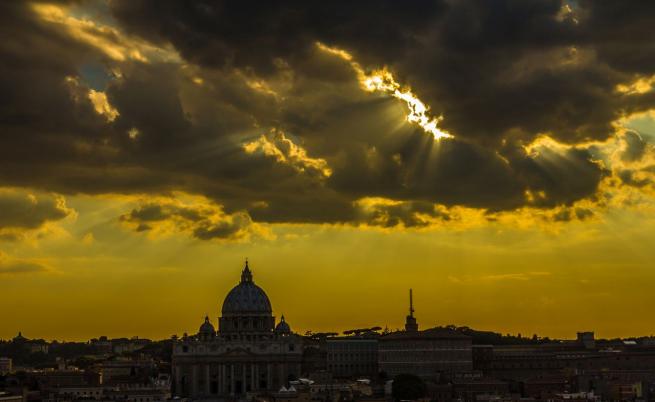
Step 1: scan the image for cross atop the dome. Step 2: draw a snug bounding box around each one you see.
[241,258,253,283]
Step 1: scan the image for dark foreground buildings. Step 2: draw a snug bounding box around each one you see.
[170,263,655,401]
[3,262,655,402]
[378,290,473,379]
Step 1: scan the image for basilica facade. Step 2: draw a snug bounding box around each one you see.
[172,262,303,399]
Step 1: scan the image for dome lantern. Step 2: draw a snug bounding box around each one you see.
[241,259,253,283]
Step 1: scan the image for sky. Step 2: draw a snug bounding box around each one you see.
[1,1,655,342]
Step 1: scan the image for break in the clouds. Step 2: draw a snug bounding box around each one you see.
[1,0,655,237]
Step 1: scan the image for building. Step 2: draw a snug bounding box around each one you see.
[0,394,22,402]
[326,336,378,378]
[34,369,101,390]
[0,358,12,375]
[28,342,49,355]
[451,376,510,402]
[54,386,104,400]
[112,337,151,355]
[577,332,595,349]
[98,358,157,384]
[11,332,49,355]
[172,261,303,398]
[378,289,472,380]
[89,336,113,355]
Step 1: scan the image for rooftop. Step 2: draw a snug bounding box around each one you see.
[381,327,471,341]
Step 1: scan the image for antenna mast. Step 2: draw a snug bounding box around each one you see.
[409,288,414,317]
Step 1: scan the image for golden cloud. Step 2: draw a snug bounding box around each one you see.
[31,2,180,64]
[119,193,273,242]
[243,129,332,178]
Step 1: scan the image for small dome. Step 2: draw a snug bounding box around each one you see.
[275,315,291,334]
[221,261,272,316]
[199,316,215,335]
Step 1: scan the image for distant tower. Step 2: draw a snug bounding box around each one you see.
[405,289,418,332]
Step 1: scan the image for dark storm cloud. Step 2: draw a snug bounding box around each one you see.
[500,141,609,208]
[109,0,655,145]
[109,0,444,76]
[107,0,644,209]
[0,1,137,193]
[391,0,655,146]
[577,0,655,74]
[0,0,651,232]
[326,134,527,210]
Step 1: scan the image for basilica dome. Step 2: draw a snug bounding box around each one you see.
[221,262,272,316]
[275,315,291,334]
[199,315,215,335]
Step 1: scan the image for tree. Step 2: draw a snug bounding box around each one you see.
[392,374,426,401]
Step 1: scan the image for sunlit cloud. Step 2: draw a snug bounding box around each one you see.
[616,74,655,95]
[350,195,604,234]
[354,197,451,228]
[31,2,180,63]
[556,3,578,24]
[316,42,453,140]
[88,89,119,122]
[65,75,121,124]
[449,271,552,283]
[127,127,140,140]
[119,193,273,243]
[243,130,332,178]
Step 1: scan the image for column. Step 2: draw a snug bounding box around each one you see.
[230,364,235,395]
[173,366,179,396]
[216,364,223,395]
[219,364,224,395]
[251,363,255,391]
[267,363,272,391]
[242,363,246,393]
[191,365,198,397]
[205,364,210,395]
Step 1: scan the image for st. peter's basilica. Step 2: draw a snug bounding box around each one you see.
[172,261,303,399]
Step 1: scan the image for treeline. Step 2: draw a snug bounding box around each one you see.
[0,339,173,367]
[442,325,554,345]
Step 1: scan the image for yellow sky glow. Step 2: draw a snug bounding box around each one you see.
[2,3,655,344]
